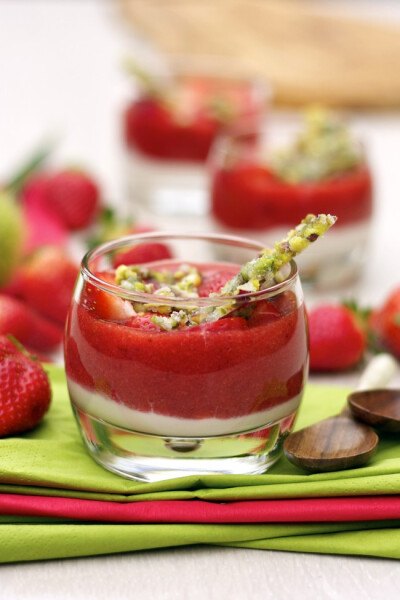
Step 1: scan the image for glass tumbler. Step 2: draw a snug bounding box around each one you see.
[64,232,309,482]
[123,57,269,218]
[209,119,373,289]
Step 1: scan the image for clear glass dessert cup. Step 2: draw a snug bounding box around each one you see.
[64,232,309,482]
[209,119,374,290]
[123,56,270,218]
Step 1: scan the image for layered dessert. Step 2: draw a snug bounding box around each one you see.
[65,261,308,438]
[64,219,336,479]
[123,61,266,216]
[211,109,373,286]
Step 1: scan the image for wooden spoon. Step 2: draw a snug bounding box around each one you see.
[348,389,400,433]
[283,354,398,472]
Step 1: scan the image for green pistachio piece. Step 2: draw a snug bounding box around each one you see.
[152,310,189,331]
[270,107,362,184]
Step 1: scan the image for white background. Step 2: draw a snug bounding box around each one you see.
[1,1,400,597]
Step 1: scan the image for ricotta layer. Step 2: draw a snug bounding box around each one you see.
[67,378,302,438]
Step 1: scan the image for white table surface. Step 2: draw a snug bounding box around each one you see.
[1,1,400,597]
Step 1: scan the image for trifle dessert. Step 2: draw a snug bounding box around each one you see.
[210,108,373,288]
[123,58,268,217]
[64,215,335,481]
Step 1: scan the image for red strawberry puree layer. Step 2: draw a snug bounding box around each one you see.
[212,164,372,230]
[65,266,308,436]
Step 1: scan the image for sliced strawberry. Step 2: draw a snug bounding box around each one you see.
[248,299,282,327]
[125,313,162,332]
[198,272,230,297]
[112,242,172,268]
[81,271,134,322]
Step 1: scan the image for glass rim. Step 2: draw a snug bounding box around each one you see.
[208,115,368,165]
[167,54,272,101]
[81,231,298,306]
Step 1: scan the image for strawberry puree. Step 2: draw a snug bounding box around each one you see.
[212,164,372,230]
[65,266,308,425]
[124,77,261,162]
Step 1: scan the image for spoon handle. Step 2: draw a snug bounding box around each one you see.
[356,353,398,392]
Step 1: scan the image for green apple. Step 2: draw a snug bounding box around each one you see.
[0,190,25,286]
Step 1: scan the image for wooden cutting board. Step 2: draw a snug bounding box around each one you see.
[119,0,400,108]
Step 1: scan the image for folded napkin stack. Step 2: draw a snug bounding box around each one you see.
[1,366,400,563]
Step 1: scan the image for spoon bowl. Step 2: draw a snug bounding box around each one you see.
[283,416,378,472]
[348,389,400,433]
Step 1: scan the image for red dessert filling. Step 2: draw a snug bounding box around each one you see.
[211,163,372,230]
[65,264,308,421]
[124,76,260,162]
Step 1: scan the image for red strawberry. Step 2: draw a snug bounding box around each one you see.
[112,242,172,268]
[309,304,366,372]
[88,208,172,267]
[126,313,162,331]
[0,294,63,352]
[198,272,228,297]
[18,246,79,326]
[46,170,100,230]
[373,287,400,359]
[0,335,51,437]
[81,271,135,322]
[21,174,68,253]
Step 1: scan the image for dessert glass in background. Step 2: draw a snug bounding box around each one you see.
[123,57,269,219]
[64,232,308,482]
[210,109,373,289]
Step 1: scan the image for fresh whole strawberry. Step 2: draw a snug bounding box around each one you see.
[0,294,63,352]
[0,336,51,437]
[112,242,172,268]
[46,169,100,230]
[89,208,172,267]
[308,304,366,372]
[20,174,68,253]
[18,246,79,326]
[372,287,400,359]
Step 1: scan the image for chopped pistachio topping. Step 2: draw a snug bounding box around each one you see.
[269,107,362,184]
[113,214,336,330]
[152,311,189,331]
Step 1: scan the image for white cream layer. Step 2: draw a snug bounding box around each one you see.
[67,378,302,437]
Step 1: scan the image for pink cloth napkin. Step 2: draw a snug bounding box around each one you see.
[2,493,400,523]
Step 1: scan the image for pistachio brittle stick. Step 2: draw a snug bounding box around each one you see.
[223,213,337,295]
[203,214,337,323]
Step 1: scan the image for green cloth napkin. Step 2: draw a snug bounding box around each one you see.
[1,365,400,562]
[1,365,400,502]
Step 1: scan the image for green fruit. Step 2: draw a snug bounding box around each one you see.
[0,191,25,286]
